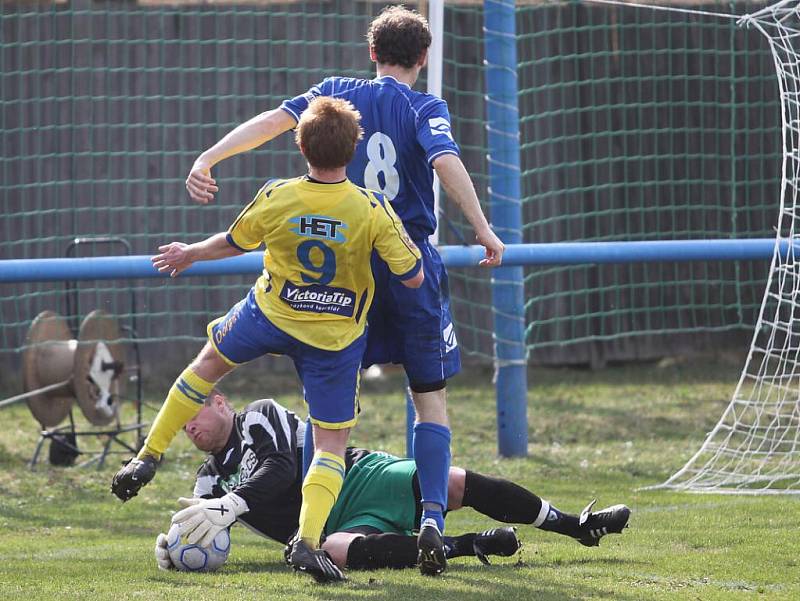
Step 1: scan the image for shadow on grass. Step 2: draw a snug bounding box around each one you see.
[151,559,648,601]
[298,570,643,601]
[534,556,644,569]
[211,561,295,575]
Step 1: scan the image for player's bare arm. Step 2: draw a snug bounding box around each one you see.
[152,232,243,278]
[432,153,505,267]
[186,108,296,204]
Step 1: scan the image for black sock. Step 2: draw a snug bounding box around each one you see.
[345,533,418,570]
[536,506,582,538]
[462,471,581,537]
[463,470,543,522]
[443,533,477,558]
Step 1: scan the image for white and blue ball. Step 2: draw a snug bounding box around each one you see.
[166,523,230,572]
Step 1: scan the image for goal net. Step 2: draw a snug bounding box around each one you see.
[658,0,800,493]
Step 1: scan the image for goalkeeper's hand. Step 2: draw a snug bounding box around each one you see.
[152,242,193,278]
[171,493,248,548]
[186,161,218,204]
[154,532,175,571]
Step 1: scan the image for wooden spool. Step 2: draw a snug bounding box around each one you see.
[22,311,76,427]
[14,310,126,428]
[73,310,125,426]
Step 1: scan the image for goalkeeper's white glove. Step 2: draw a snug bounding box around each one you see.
[171,493,249,548]
[154,532,174,571]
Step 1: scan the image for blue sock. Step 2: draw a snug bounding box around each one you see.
[421,507,445,533]
[302,417,314,478]
[413,422,451,533]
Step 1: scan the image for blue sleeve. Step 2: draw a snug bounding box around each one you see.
[280,78,334,124]
[416,98,460,164]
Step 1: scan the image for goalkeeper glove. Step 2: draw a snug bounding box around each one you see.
[154,532,175,571]
[111,455,158,502]
[171,493,248,548]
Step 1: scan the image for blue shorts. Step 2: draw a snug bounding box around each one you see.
[363,238,461,386]
[207,289,365,429]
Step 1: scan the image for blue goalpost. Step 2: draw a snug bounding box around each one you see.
[485,0,528,457]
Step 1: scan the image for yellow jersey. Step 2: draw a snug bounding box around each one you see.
[227,176,421,351]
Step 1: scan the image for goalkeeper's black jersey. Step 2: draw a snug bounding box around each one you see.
[193,399,370,544]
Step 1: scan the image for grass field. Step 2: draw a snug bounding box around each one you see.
[1,358,799,600]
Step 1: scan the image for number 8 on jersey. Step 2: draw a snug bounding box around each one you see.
[364,132,400,201]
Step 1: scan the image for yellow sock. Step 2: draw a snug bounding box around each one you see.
[297,451,346,548]
[138,368,214,459]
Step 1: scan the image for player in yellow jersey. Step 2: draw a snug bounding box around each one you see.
[111,97,423,583]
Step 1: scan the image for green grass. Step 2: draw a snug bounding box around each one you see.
[1,358,799,600]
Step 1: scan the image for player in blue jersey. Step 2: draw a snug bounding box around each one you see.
[184,6,505,576]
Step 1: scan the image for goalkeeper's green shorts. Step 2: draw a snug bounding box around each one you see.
[325,452,417,536]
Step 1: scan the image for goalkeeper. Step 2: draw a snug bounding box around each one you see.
[112,97,424,583]
[154,392,630,573]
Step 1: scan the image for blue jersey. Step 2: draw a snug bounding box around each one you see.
[281,76,460,240]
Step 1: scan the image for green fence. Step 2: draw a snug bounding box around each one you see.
[442,0,780,364]
[0,0,781,369]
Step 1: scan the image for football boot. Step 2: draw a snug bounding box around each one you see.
[575,499,631,547]
[473,526,522,565]
[111,455,158,502]
[417,517,447,576]
[287,538,346,583]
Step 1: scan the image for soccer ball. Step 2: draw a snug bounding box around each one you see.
[166,523,231,572]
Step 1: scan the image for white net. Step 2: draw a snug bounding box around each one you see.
[657,0,800,494]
